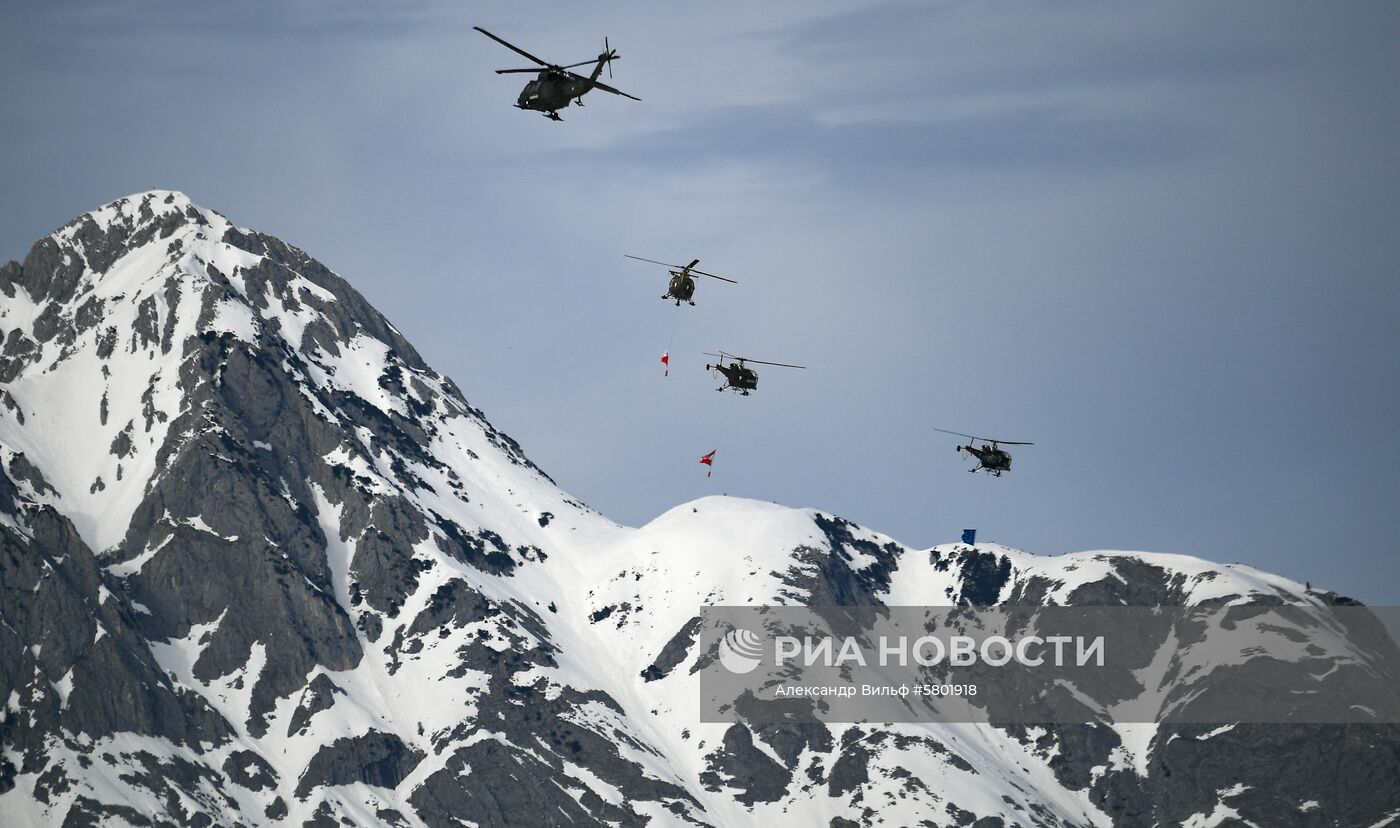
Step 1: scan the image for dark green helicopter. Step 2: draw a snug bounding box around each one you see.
[625,255,737,306]
[933,428,1034,477]
[475,27,640,121]
[705,352,806,395]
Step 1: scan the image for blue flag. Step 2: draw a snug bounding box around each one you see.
[961,529,977,546]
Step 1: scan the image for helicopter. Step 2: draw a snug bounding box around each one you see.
[933,428,1034,477]
[474,27,640,121]
[704,352,806,395]
[624,255,737,306]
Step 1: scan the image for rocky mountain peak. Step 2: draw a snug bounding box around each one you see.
[0,190,556,555]
[2,194,1396,827]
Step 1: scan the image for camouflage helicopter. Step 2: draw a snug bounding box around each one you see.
[625,255,737,306]
[474,27,639,121]
[704,352,805,395]
[934,428,1034,476]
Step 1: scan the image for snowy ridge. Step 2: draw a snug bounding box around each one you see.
[1,193,1395,827]
[0,193,210,550]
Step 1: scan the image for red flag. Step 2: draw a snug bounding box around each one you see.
[661,351,669,377]
[699,449,716,477]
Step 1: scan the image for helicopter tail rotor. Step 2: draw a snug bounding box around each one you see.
[592,37,618,79]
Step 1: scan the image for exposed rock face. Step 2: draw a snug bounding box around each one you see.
[295,731,423,799]
[0,192,1396,826]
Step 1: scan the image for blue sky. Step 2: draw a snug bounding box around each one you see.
[2,1,1397,602]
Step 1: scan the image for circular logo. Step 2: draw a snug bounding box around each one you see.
[718,627,764,674]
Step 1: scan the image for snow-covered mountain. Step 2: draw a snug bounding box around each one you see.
[1,192,1396,827]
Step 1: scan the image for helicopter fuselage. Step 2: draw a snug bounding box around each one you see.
[516,70,596,116]
[666,272,696,304]
[963,444,1012,474]
[711,362,758,394]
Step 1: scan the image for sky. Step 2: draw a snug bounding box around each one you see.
[2,1,1397,603]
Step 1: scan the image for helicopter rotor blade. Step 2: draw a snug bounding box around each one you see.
[676,258,738,283]
[624,254,683,269]
[695,270,737,283]
[605,37,613,79]
[715,353,805,369]
[933,427,1032,445]
[474,27,551,68]
[703,351,741,363]
[495,68,545,74]
[624,255,737,283]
